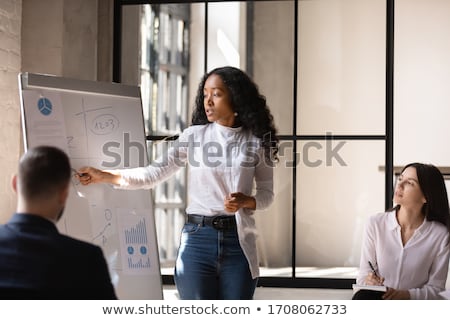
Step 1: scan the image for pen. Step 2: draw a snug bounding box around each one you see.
[71,168,87,177]
[368,261,380,278]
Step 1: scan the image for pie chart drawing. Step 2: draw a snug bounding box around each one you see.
[37,97,52,116]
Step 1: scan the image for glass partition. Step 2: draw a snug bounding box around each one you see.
[252,0,295,136]
[296,141,385,277]
[256,141,294,277]
[298,0,386,135]
[119,0,389,286]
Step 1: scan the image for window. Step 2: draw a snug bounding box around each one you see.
[116,0,393,289]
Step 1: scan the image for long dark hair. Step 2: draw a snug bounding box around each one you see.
[191,66,279,161]
[397,163,450,232]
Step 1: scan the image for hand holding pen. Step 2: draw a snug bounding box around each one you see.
[74,167,121,186]
[365,261,385,286]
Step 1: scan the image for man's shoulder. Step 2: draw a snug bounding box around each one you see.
[58,233,102,253]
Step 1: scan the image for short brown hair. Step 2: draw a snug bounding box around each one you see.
[18,146,71,201]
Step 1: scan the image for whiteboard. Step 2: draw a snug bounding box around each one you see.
[18,72,163,300]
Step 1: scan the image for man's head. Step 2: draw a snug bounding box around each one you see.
[13,146,71,222]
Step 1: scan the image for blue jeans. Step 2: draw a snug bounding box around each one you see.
[174,222,258,300]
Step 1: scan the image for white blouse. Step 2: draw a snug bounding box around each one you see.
[114,122,275,278]
[357,210,450,299]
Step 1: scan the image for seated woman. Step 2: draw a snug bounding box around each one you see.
[353,163,450,300]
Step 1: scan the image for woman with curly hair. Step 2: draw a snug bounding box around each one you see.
[78,66,279,299]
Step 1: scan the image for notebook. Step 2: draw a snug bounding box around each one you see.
[352,284,387,293]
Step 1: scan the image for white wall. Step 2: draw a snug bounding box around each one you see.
[21,0,63,76]
[0,0,22,223]
[395,0,450,166]
[0,0,109,223]
[121,5,139,85]
[21,0,99,80]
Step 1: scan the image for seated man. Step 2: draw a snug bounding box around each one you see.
[0,146,117,299]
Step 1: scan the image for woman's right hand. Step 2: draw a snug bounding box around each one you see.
[364,272,384,286]
[76,167,120,186]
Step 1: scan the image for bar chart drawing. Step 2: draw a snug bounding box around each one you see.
[125,218,148,244]
[118,211,153,274]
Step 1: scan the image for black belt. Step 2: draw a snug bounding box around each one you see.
[187,214,236,230]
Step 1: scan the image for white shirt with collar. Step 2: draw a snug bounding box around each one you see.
[114,122,274,278]
[357,210,450,299]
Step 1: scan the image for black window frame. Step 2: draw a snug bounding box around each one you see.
[113,0,395,289]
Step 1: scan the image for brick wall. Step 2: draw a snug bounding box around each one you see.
[0,0,22,222]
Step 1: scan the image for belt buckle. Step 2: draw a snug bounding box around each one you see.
[212,216,224,230]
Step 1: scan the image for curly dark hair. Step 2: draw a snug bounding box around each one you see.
[191,66,279,161]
